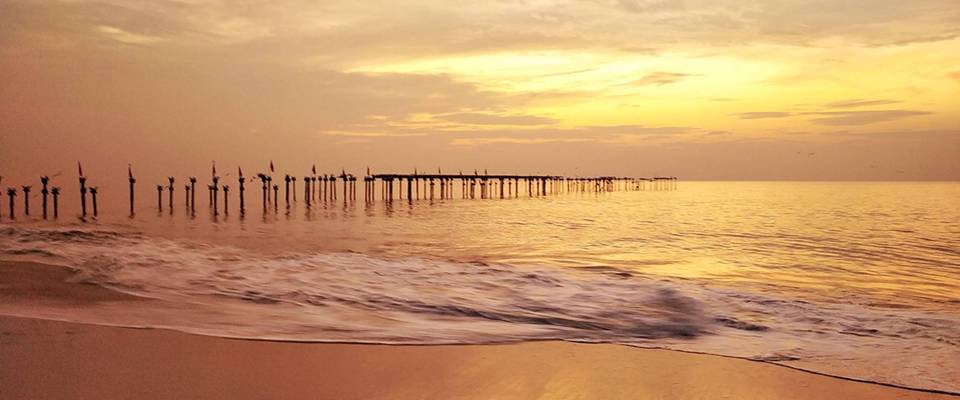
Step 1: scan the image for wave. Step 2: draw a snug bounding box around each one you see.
[0,225,958,393]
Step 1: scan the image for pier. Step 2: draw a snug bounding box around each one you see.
[363,174,677,202]
[0,166,677,220]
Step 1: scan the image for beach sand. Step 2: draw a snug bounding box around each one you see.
[0,261,954,400]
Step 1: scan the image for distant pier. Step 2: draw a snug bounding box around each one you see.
[0,167,677,220]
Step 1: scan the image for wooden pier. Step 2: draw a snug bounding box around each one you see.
[0,167,677,220]
[363,174,676,202]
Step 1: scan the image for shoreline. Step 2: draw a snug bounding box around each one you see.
[1,260,957,399]
[2,315,956,400]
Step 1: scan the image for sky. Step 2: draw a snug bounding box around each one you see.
[1,0,958,183]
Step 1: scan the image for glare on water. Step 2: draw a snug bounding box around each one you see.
[1,181,958,392]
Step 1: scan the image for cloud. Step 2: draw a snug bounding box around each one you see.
[321,130,427,138]
[824,99,902,108]
[96,26,166,45]
[734,112,794,119]
[633,72,692,86]
[5,0,960,63]
[865,33,960,47]
[435,124,697,147]
[450,137,592,146]
[615,0,686,13]
[805,110,931,126]
[703,130,734,137]
[580,125,693,135]
[436,112,556,126]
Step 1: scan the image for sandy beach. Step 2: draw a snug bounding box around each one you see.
[1,261,955,400]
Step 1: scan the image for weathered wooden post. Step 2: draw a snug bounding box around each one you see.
[257,173,268,212]
[21,185,31,216]
[51,187,60,218]
[238,168,246,215]
[324,175,331,201]
[6,188,15,219]
[157,185,163,211]
[304,176,312,206]
[284,175,291,208]
[128,165,136,216]
[79,169,88,218]
[414,169,420,200]
[331,175,337,201]
[364,177,370,202]
[349,175,355,201]
[184,185,191,209]
[272,184,279,212]
[209,162,217,208]
[41,176,49,219]
[291,177,297,202]
[266,176,273,204]
[318,175,324,201]
[212,180,219,216]
[406,177,413,202]
[388,178,394,201]
[222,185,230,214]
[90,187,99,217]
[189,177,197,213]
[352,176,357,201]
[167,177,175,211]
[341,171,348,203]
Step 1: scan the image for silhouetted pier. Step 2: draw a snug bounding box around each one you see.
[0,165,677,220]
[364,174,675,202]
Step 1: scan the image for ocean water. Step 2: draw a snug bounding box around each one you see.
[0,181,958,393]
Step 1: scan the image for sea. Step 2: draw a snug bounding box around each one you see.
[1,181,957,393]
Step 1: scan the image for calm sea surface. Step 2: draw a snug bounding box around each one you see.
[1,181,958,392]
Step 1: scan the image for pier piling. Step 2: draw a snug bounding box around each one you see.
[272,184,279,212]
[79,176,88,218]
[238,170,246,215]
[284,175,291,208]
[22,186,31,216]
[128,166,136,216]
[223,185,230,215]
[41,176,49,219]
[189,177,197,213]
[6,189,16,219]
[90,187,99,217]
[168,177,175,211]
[51,187,60,218]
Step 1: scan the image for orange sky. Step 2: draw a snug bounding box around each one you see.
[1,0,958,182]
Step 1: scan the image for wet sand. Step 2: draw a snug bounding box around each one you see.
[0,261,955,400]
